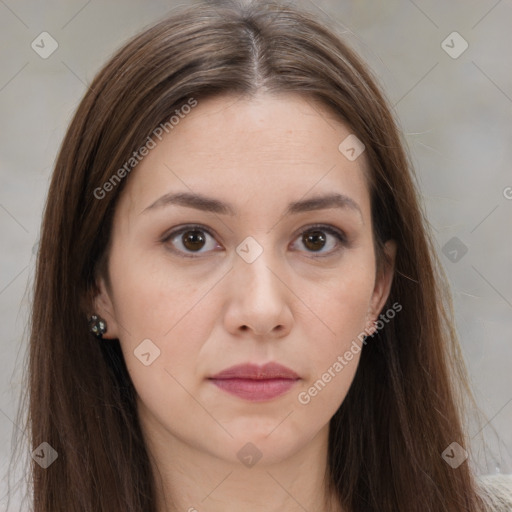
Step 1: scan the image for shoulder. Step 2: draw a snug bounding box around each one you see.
[476,473,512,512]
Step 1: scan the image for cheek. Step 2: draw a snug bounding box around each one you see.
[108,244,212,338]
[293,259,375,404]
[300,259,375,346]
[107,252,220,434]
[107,245,222,392]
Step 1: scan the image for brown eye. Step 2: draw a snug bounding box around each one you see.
[182,229,206,251]
[163,225,219,256]
[291,225,346,256]
[302,230,327,251]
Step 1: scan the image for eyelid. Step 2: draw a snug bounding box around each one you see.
[161,223,216,242]
[292,223,347,242]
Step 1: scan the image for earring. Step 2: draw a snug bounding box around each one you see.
[88,314,107,338]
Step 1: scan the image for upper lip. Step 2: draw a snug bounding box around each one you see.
[209,362,300,380]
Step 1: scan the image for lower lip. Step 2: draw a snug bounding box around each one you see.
[209,378,299,401]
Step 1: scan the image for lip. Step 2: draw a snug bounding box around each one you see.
[208,363,300,402]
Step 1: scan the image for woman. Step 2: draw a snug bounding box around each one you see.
[22,0,511,510]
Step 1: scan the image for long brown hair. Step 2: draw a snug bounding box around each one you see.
[21,0,488,510]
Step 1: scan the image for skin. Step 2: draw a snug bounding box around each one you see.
[94,92,396,512]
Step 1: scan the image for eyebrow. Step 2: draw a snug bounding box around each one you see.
[142,191,362,219]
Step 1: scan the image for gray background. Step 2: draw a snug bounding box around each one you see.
[1,0,511,508]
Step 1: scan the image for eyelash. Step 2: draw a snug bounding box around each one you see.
[161,223,348,259]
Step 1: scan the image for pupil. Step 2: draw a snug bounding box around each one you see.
[303,230,326,251]
[183,230,206,251]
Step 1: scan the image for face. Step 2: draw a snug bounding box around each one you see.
[94,93,395,467]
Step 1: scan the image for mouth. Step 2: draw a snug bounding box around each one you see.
[208,362,300,402]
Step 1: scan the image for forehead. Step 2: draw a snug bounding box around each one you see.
[117,92,371,218]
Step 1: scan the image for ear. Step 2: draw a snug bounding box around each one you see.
[92,276,120,339]
[366,240,397,333]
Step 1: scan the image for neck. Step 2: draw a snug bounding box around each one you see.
[141,418,343,512]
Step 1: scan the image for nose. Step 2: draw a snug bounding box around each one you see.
[222,251,293,339]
